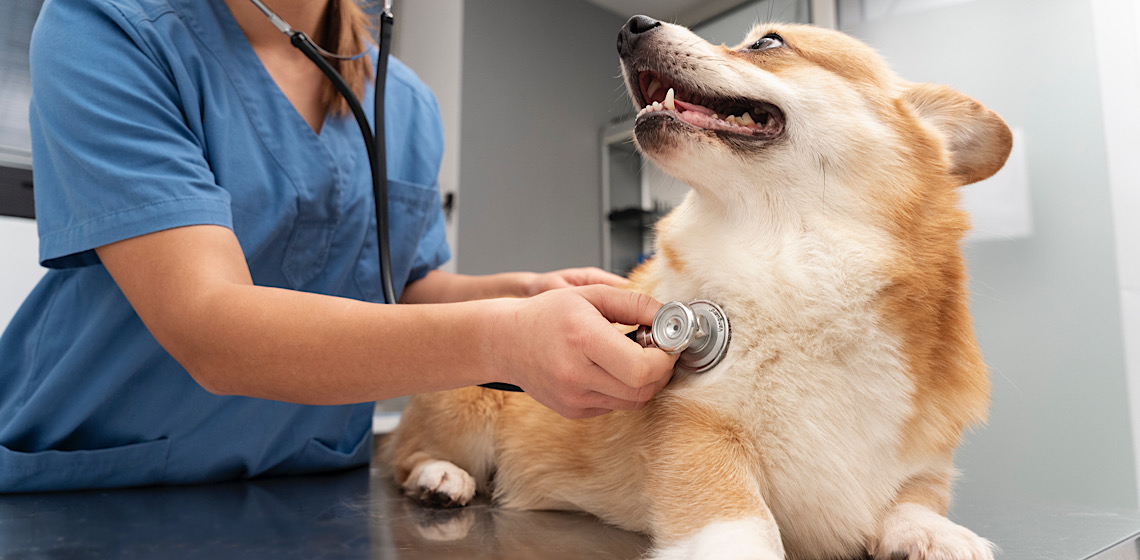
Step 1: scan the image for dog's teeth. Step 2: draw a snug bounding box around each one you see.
[725,115,737,124]
[664,88,675,111]
[739,112,755,125]
[647,79,662,99]
[653,101,663,111]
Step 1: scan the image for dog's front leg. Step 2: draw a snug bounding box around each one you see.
[869,468,995,560]
[643,402,783,560]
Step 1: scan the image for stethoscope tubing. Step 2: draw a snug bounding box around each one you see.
[371,10,397,306]
[286,26,396,306]
[272,4,523,392]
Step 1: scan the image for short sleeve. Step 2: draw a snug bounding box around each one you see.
[385,60,451,284]
[407,183,451,284]
[29,0,232,269]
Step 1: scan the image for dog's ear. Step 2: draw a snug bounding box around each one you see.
[902,83,1013,186]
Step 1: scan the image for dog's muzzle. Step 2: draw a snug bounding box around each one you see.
[616,14,661,58]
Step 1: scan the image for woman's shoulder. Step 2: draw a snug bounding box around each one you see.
[385,56,440,114]
[33,0,197,64]
[39,0,182,29]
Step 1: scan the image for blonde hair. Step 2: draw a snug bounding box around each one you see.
[318,0,375,115]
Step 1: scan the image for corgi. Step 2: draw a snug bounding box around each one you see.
[382,16,1011,560]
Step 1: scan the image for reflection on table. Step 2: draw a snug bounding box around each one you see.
[1,457,1138,559]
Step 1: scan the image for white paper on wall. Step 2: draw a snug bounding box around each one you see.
[837,0,983,26]
[961,127,1033,242]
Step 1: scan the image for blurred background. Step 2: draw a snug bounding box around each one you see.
[2,0,1138,513]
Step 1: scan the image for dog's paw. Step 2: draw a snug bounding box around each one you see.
[649,518,784,560]
[870,504,995,560]
[403,459,476,508]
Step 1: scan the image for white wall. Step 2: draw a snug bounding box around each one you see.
[0,216,43,329]
[1091,0,1140,508]
[390,0,463,274]
[842,0,1137,509]
[694,0,811,45]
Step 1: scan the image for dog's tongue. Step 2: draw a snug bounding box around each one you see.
[674,99,756,134]
[674,99,716,116]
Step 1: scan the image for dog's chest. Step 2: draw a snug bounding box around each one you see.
[656,223,915,545]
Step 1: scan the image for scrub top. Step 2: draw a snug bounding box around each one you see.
[0,0,450,492]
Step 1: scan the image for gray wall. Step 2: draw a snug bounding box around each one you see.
[841,0,1136,509]
[695,0,811,45]
[456,0,628,274]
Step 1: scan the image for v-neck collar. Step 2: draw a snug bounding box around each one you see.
[185,0,352,178]
[169,0,383,230]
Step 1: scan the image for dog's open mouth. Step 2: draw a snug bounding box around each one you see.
[635,71,785,140]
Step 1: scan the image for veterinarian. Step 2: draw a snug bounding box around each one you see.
[0,0,677,493]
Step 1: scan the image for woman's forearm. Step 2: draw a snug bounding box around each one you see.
[97,225,672,417]
[178,283,506,404]
[400,269,537,303]
[400,267,628,304]
[96,225,510,405]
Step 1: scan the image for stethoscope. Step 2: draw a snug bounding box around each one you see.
[246,0,731,392]
[247,0,397,305]
[247,0,522,391]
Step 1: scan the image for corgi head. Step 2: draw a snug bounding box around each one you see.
[619,17,1004,459]
[617,16,1012,227]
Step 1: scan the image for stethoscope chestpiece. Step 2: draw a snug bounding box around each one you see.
[676,300,731,373]
[648,301,699,353]
[631,300,732,374]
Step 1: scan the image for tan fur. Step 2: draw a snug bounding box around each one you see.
[383,21,1011,560]
[640,399,770,539]
[893,468,956,514]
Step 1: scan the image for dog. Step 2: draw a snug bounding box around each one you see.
[382,16,1011,560]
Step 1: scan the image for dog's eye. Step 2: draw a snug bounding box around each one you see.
[748,33,784,51]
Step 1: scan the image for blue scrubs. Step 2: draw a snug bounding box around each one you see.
[0,0,450,492]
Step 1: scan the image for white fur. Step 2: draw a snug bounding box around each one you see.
[405,459,477,506]
[626,21,965,558]
[871,504,996,560]
[646,196,917,556]
[650,518,785,560]
[410,508,476,542]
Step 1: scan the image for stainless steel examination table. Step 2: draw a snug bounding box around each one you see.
[1,444,1137,560]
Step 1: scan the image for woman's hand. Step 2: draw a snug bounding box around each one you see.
[487,285,677,419]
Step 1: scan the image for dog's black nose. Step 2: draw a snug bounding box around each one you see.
[617,15,661,57]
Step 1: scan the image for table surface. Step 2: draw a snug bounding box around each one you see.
[1,459,1138,559]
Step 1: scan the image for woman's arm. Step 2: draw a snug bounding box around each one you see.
[97,225,675,418]
[399,268,628,304]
